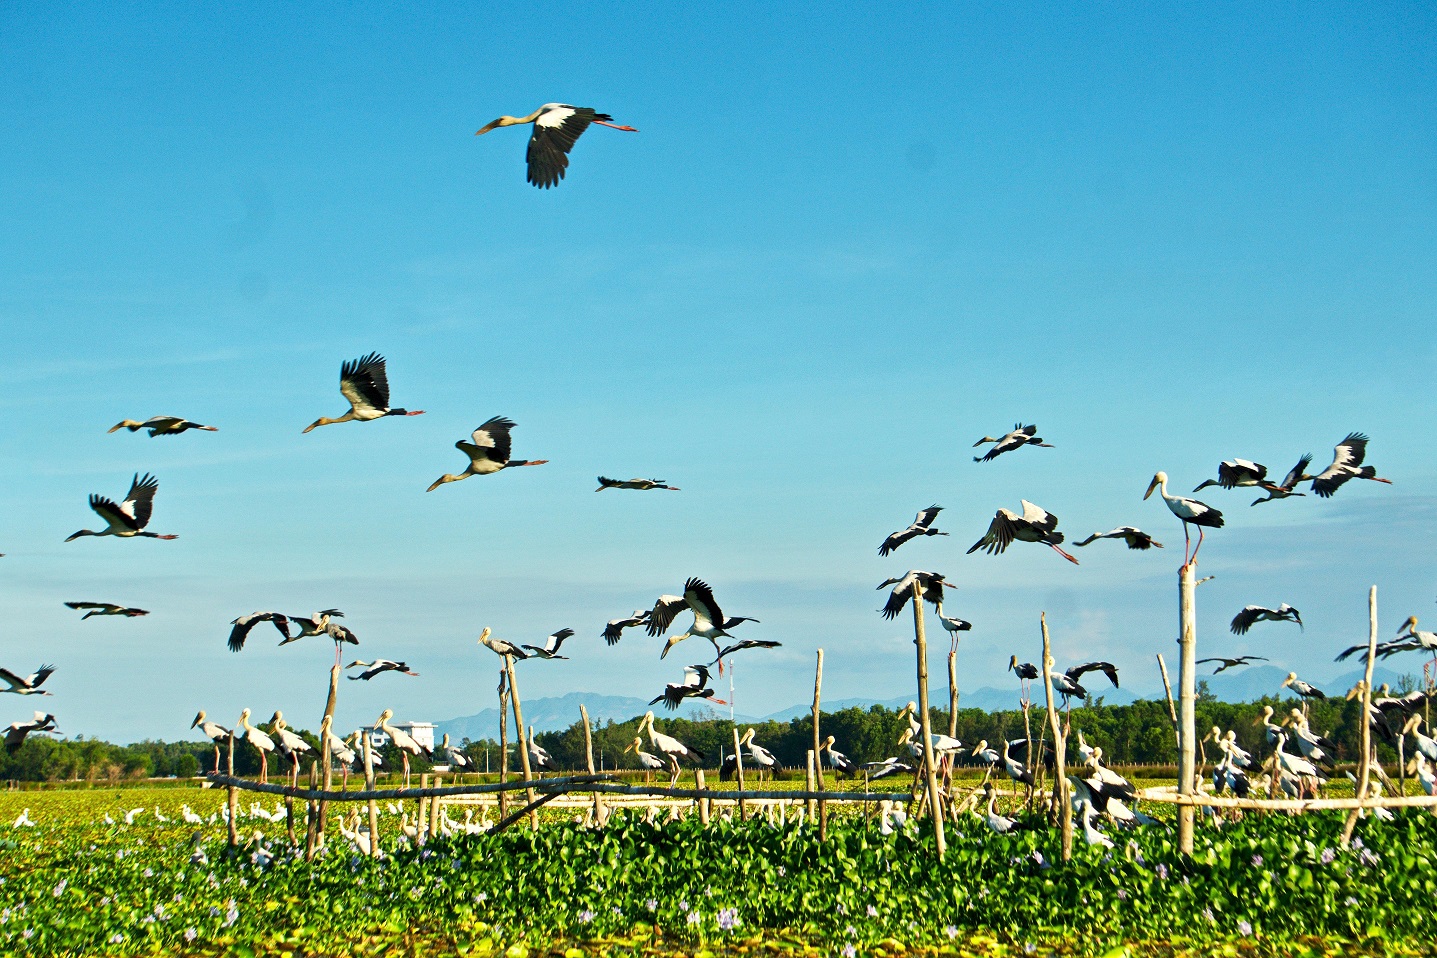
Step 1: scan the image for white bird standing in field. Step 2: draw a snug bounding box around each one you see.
[624,735,668,783]
[66,473,178,542]
[190,711,232,774]
[376,709,431,787]
[1143,472,1223,567]
[1280,672,1326,700]
[475,104,638,188]
[426,417,548,491]
[527,727,554,774]
[302,353,424,434]
[269,711,313,785]
[441,734,470,772]
[319,715,358,788]
[237,709,276,784]
[819,735,857,776]
[108,415,217,437]
[639,711,705,785]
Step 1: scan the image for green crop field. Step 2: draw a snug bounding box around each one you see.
[2,784,1437,957]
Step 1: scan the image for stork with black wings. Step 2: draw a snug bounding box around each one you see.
[66,473,178,542]
[228,612,291,652]
[427,417,549,491]
[708,638,782,666]
[1230,604,1302,634]
[1197,655,1269,674]
[345,659,419,681]
[1251,455,1314,506]
[108,415,217,437]
[476,104,638,189]
[972,424,1053,462]
[5,712,58,754]
[65,601,149,619]
[878,505,948,556]
[602,609,651,646]
[650,664,727,711]
[522,628,575,660]
[1193,460,1268,492]
[1050,661,1119,703]
[302,353,424,433]
[1310,432,1391,498]
[0,665,55,696]
[1074,527,1163,550]
[646,578,759,667]
[876,570,950,620]
[968,500,1079,565]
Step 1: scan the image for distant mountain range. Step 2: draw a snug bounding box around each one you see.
[434,665,1413,743]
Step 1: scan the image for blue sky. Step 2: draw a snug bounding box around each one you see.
[2,3,1434,742]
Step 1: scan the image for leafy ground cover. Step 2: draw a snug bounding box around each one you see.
[1,787,1435,957]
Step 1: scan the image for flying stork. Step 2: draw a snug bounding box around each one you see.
[190,711,233,774]
[302,353,424,434]
[1230,604,1302,634]
[5,712,58,754]
[878,505,948,556]
[638,711,705,784]
[376,709,431,786]
[967,500,1078,564]
[972,424,1052,462]
[1143,472,1223,566]
[1310,433,1391,498]
[108,416,217,437]
[647,578,759,666]
[1338,616,1437,684]
[346,659,419,681]
[475,104,638,189]
[1049,662,1119,704]
[1196,655,1269,674]
[426,417,548,491]
[521,628,575,660]
[66,473,178,542]
[596,477,679,491]
[708,638,782,666]
[650,664,727,710]
[602,610,651,645]
[1193,460,1268,492]
[64,601,149,619]
[1251,455,1314,506]
[877,570,951,620]
[0,665,55,696]
[279,611,357,663]
[1073,527,1163,550]
[236,709,276,784]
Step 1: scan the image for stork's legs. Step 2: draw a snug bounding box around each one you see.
[1191,527,1206,565]
[402,754,411,789]
[212,745,221,776]
[259,752,268,785]
[668,758,681,788]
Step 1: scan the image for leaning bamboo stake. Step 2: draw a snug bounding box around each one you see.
[805,750,817,821]
[418,773,430,842]
[504,654,538,830]
[732,726,747,821]
[812,649,826,834]
[696,769,711,824]
[428,774,442,839]
[226,733,238,847]
[1342,586,1380,846]
[497,671,510,819]
[316,663,341,849]
[579,704,604,824]
[912,580,946,858]
[1177,561,1198,855]
[362,730,380,859]
[304,761,319,859]
[1040,612,1071,861]
[1157,653,1180,751]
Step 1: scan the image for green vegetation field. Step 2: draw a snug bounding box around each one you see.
[2,783,1437,958]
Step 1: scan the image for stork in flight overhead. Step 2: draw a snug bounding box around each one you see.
[65,601,149,619]
[278,611,357,664]
[66,473,178,542]
[108,416,217,437]
[427,417,548,491]
[972,424,1052,462]
[1193,460,1267,492]
[877,570,951,620]
[1251,455,1314,506]
[1230,604,1302,635]
[646,578,758,666]
[228,612,292,652]
[968,500,1079,565]
[1074,527,1163,550]
[602,609,652,645]
[346,659,419,680]
[1143,472,1223,567]
[0,665,55,696]
[1197,655,1269,674]
[709,638,782,667]
[302,353,424,434]
[596,477,679,491]
[878,505,948,556]
[1310,432,1391,498]
[476,104,637,189]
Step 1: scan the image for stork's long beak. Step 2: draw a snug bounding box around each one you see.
[661,637,679,659]
[475,119,502,135]
[1143,476,1160,500]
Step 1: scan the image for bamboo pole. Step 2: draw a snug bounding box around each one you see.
[1342,586,1380,845]
[695,769,710,824]
[912,580,946,858]
[812,649,826,835]
[732,727,747,820]
[1157,653,1180,750]
[362,730,380,859]
[418,772,430,842]
[226,733,237,847]
[505,655,538,830]
[805,750,817,821]
[304,761,319,859]
[497,671,509,820]
[580,705,604,825]
[948,644,959,739]
[427,774,442,840]
[316,663,341,849]
[1177,562,1197,855]
[1040,612,1072,861]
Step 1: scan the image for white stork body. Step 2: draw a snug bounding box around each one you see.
[475,104,638,189]
[640,711,704,784]
[1310,432,1390,498]
[441,734,470,770]
[647,578,758,664]
[1280,672,1325,701]
[624,735,668,782]
[650,664,724,710]
[1143,472,1223,566]
[878,505,948,556]
[303,353,424,433]
[972,424,1052,462]
[876,570,950,620]
[968,500,1079,565]
[427,417,548,490]
[739,727,779,779]
[0,665,55,697]
[1230,604,1302,634]
[1193,459,1268,492]
[527,727,554,773]
[521,628,574,660]
[477,627,529,660]
[5,712,58,755]
[820,735,857,776]
[376,709,430,786]
[237,709,276,784]
[66,473,178,541]
[269,711,313,785]
[190,711,232,774]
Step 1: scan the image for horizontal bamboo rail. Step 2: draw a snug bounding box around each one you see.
[1139,787,1437,811]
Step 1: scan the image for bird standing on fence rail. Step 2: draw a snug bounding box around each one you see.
[647,578,758,668]
[1074,527,1163,550]
[475,104,638,189]
[877,570,951,620]
[1143,472,1222,568]
[237,709,276,784]
[64,601,149,619]
[878,505,948,556]
[1310,432,1391,498]
[66,473,178,542]
[1230,604,1302,634]
[968,500,1079,565]
[1251,455,1314,506]
[426,417,548,491]
[190,711,232,774]
[972,424,1052,462]
[109,415,217,437]
[303,353,424,434]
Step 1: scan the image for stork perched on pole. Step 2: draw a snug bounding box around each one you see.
[1143,472,1223,568]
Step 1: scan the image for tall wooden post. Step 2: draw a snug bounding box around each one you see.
[427,774,442,839]
[304,761,319,859]
[732,726,747,821]
[811,649,826,835]
[1040,612,1072,860]
[316,663,341,849]
[1342,586,1380,845]
[497,671,510,819]
[580,704,604,825]
[947,644,960,739]
[1177,563,1198,855]
[912,580,946,858]
[362,730,380,859]
[226,733,237,847]
[418,773,430,843]
[505,654,538,830]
